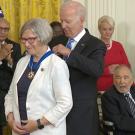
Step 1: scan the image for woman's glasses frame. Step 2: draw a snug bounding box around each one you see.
[20,37,38,44]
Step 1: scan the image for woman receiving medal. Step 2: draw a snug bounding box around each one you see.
[4,18,73,135]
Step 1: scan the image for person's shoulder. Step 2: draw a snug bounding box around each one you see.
[112,40,124,48]
[18,54,29,63]
[84,29,105,47]
[15,55,29,68]
[14,55,29,73]
[90,35,103,43]
[103,86,117,97]
[103,86,124,103]
[50,54,68,71]
[88,35,106,51]
[85,29,101,42]
[131,85,135,92]
[51,53,66,64]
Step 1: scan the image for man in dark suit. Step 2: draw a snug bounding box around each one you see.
[102,65,135,135]
[53,1,106,135]
[0,18,21,135]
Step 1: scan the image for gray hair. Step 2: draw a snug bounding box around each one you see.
[20,18,53,44]
[61,1,86,21]
[98,15,115,30]
[113,64,132,77]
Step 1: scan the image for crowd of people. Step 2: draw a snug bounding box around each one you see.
[0,1,134,135]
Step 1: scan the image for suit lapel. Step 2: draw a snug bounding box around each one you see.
[121,87,135,117]
[73,29,90,53]
[120,94,132,116]
[114,87,133,116]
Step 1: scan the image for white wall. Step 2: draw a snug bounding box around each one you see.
[63,0,135,76]
[125,1,135,76]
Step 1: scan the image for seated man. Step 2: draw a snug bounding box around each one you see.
[101,64,135,135]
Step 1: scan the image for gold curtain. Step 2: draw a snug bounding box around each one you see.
[0,0,61,53]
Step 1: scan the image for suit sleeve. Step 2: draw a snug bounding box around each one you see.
[67,39,106,78]
[101,92,135,132]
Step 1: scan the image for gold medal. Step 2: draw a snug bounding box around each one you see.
[27,71,35,80]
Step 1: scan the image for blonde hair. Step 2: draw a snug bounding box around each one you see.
[98,15,115,30]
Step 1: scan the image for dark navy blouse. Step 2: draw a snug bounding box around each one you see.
[17,65,37,135]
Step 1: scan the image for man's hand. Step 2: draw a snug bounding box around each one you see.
[52,44,71,57]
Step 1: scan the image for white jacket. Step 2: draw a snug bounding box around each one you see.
[5,53,73,135]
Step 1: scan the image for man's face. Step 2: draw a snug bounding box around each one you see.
[113,67,133,93]
[60,7,84,38]
[0,20,10,42]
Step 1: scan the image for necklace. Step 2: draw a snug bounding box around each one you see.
[27,50,53,80]
[105,40,112,50]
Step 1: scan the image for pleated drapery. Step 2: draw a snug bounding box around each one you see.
[0,0,61,52]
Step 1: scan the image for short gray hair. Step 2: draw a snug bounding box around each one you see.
[98,15,115,30]
[113,64,132,76]
[20,18,53,44]
[61,1,86,21]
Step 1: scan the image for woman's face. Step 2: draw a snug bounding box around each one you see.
[99,22,114,40]
[21,29,42,56]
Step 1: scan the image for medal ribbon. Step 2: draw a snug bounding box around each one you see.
[28,50,53,70]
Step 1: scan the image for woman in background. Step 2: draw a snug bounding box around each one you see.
[49,21,68,51]
[97,15,130,93]
[5,18,72,135]
[50,21,64,38]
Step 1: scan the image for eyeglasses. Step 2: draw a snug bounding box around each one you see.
[0,27,10,33]
[20,37,37,44]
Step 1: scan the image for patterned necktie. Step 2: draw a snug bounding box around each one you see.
[63,38,74,61]
[124,93,135,118]
[66,38,74,50]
